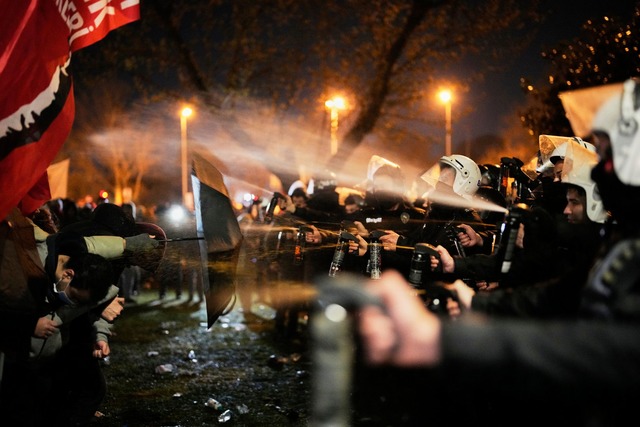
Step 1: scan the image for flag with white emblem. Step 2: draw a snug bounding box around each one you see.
[0,0,140,219]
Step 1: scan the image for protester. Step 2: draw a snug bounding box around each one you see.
[0,208,115,426]
[0,204,161,426]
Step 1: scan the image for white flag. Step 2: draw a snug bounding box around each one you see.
[558,83,624,138]
[47,158,69,199]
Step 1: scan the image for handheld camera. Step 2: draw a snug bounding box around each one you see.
[495,203,529,274]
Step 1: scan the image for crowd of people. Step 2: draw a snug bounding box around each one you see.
[0,200,162,426]
[236,141,595,330]
[233,79,640,425]
[352,79,640,425]
[3,77,640,426]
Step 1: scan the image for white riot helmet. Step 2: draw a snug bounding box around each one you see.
[366,155,404,193]
[538,134,569,172]
[438,154,481,198]
[549,137,597,165]
[366,155,402,183]
[592,78,640,185]
[560,140,608,223]
[537,135,596,171]
[308,169,337,194]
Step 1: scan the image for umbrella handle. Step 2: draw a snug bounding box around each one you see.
[157,237,205,242]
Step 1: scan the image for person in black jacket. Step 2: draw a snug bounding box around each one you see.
[360,154,495,288]
[432,139,607,318]
[347,156,426,278]
[356,79,640,426]
[0,203,160,427]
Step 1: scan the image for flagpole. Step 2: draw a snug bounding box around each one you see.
[180,107,193,207]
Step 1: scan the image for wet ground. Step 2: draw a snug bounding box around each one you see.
[94,288,313,427]
[92,269,433,427]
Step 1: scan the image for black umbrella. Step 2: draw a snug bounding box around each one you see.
[191,152,244,328]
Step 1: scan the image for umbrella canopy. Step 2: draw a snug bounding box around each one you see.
[191,152,244,328]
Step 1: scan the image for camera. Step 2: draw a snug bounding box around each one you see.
[499,157,538,205]
[495,203,529,274]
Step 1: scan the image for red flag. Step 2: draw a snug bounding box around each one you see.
[68,0,141,52]
[0,0,140,219]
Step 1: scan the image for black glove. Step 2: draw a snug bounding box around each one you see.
[124,233,160,255]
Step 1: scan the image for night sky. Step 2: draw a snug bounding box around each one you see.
[456,1,637,143]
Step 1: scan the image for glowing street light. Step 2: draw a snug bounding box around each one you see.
[180,106,193,207]
[325,96,346,156]
[438,89,452,157]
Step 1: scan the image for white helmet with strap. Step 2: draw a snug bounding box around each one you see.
[538,135,596,171]
[550,137,596,165]
[438,154,481,198]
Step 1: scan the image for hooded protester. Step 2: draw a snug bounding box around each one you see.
[0,203,162,426]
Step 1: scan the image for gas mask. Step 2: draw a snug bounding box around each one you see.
[55,290,76,306]
[52,277,76,306]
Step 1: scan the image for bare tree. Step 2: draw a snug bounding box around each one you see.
[520,3,640,138]
[59,81,168,204]
[70,0,544,191]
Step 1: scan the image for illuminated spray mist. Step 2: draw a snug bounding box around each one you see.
[94,99,509,315]
[426,190,509,215]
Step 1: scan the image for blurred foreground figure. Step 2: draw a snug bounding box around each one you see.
[357,78,640,426]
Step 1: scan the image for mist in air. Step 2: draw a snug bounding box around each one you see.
[90,95,441,207]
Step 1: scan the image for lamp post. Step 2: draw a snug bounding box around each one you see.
[180,106,193,207]
[438,90,452,157]
[325,97,346,156]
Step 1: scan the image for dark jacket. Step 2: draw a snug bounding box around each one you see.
[349,201,426,278]
[468,219,603,318]
[436,234,640,426]
[0,209,53,357]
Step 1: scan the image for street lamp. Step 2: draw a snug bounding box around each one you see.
[180,106,193,207]
[438,90,452,157]
[325,96,346,156]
